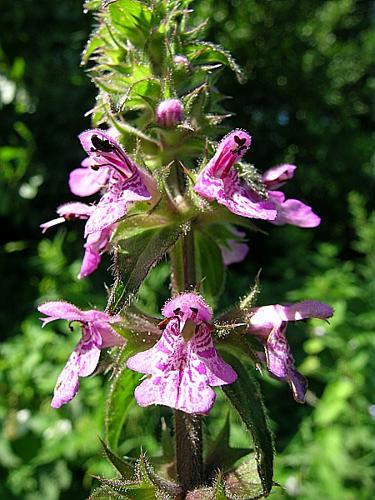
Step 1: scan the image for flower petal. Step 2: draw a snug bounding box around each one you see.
[269,191,321,228]
[76,330,101,377]
[262,164,296,190]
[162,293,212,322]
[79,245,101,279]
[84,199,128,236]
[69,166,109,197]
[51,350,80,408]
[192,324,237,386]
[133,371,217,415]
[265,325,291,380]
[289,369,308,404]
[38,301,87,325]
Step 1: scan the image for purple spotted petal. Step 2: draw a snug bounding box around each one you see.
[269,191,321,228]
[262,164,296,190]
[194,130,277,221]
[84,198,128,236]
[191,324,237,386]
[119,171,152,205]
[265,325,291,380]
[51,350,80,408]
[84,173,151,236]
[127,308,236,414]
[218,171,277,220]
[134,371,217,415]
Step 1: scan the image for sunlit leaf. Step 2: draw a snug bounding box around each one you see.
[220,352,274,497]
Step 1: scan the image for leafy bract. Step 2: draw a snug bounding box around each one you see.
[220,352,274,497]
[108,215,182,313]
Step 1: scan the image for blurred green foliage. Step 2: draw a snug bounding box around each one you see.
[0,0,374,498]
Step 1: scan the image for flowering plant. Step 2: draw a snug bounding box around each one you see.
[39,1,333,497]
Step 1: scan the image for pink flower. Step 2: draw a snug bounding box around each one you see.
[248,301,333,403]
[38,302,124,408]
[40,202,116,279]
[194,130,277,221]
[127,293,237,415]
[219,226,249,266]
[69,157,110,197]
[40,202,94,233]
[78,129,157,236]
[262,164,321,228]
[156,98,184,128]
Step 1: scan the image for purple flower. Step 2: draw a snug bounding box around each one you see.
[40,202,94,233]
[262,164,321,228]
[40,202,116,279]
[156,98,184,128]
[219,226,249,266]
[38,302,124,408]
[127,293,237,415]
[69,157,110,197]
[78,129,158,236]
[247,301,333,402]
[194,130,277,221]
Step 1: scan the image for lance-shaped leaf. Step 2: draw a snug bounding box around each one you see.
[185,42,246,83]
[105,345,140,450]
[205,413,251,479]
[99,438,134,480]
[109,0,153,48]
[195,229,225,306]
[225,455,269,500]
[220,351,274,497]
[185,472,228,500]
[109,217,182,313]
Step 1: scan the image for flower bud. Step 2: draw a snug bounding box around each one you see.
[156,98,184,128]
[173,54,190,68]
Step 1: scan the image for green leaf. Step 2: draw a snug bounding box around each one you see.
[195,229,225,306]
[212,471,228,499]
[185,42,246,83]
[89,485,125,499]
[220,352,274,497]
[105,346,140,450]
[205,413,251,478]
[109,220,182,313]
[225,456,267,499]
[99,438,134,480]
[109,0,153,48]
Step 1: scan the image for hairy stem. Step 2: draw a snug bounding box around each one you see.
[174,409,203,494]
[169,173,203,494]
